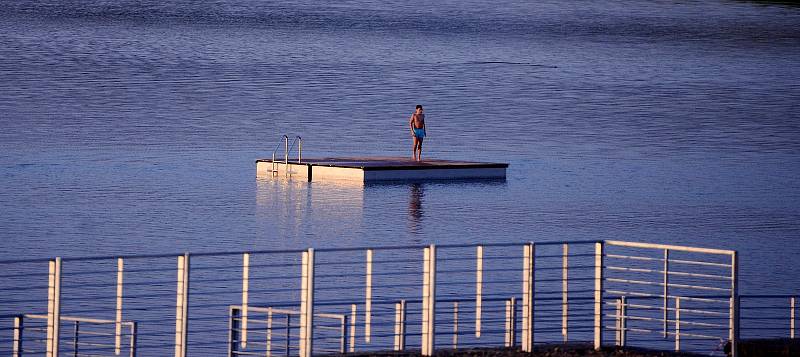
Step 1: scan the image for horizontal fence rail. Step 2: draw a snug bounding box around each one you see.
[738,295,798,340]
[10,314,137,357]
[602,240,739,355]
[0,240,795,357]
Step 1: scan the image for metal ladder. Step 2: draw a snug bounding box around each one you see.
[271,135,303,175]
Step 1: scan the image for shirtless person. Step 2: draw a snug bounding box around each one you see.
[409,105,426,161]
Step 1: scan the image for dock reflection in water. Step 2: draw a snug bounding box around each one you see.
[408,183,425,235]
[256,175,509,246]
[255,176,365,249]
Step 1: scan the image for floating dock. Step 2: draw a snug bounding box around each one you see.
[256,157,508,182]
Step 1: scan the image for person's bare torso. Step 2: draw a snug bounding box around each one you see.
[411,113,425,128]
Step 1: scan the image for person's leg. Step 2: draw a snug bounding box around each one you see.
[417,137,423,161]
[412,137,419,160]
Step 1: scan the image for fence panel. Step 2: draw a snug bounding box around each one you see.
[604,241,737,355]
[4,240,795,357]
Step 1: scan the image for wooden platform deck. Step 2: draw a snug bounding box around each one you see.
[256,157,508,182]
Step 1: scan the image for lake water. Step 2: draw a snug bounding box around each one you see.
[2,0,800,298]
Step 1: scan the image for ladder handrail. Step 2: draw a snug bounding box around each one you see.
[270,135,302,176]
[287,136,302,164]
[271,135,289,164]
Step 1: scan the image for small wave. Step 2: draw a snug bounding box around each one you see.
[457,61,558,68]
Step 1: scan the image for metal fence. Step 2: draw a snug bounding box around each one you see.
[602,240,738,355]
[10,314,137,357]
[739,295,798,340]
[0,240,796,357]
[229,306,348,356]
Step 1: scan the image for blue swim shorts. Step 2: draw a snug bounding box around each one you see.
[413,128,426,138]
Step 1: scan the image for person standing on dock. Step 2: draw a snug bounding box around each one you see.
[410,104,426,161]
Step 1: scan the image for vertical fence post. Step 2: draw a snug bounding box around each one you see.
[791,297,796,339]
[228,307,240,357]
[675,297,681,351]
[505,300,512,347]
[562,243,569,343]
[521,243,535,352]
[421,245,437,356]
[594,242,604,350]
[13,315,23,357]
[512,297,516,346]
[422,247,429,355]
[340,315,347,354]
[73,321,80,357]
[730,251,739,357]
[615,298,622,346]
[663,249,669,339]
[299,248,315,357]
[430,246,437,354]
[130,321,138,357]
[47,257,62,357]
[300,253,308,357]
[365,249,373,343]
[174,253,190,357]
[475,245,483,338]
[267,308,273,357]
[116,257,124,355]
[394,300,406,351]
[241,253,250,349]
[505,297,516,347]
[620,296,627,347]
[285,314,291,357]
[350,304,357,352]
[452,302,459,349]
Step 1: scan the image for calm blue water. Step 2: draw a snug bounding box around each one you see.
[2,0,800,297]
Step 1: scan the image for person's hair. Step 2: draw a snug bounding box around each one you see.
[416,105,423,110]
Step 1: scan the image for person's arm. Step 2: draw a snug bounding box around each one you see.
[410,115,415,135]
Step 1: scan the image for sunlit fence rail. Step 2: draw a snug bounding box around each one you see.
[0,240,796,357]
